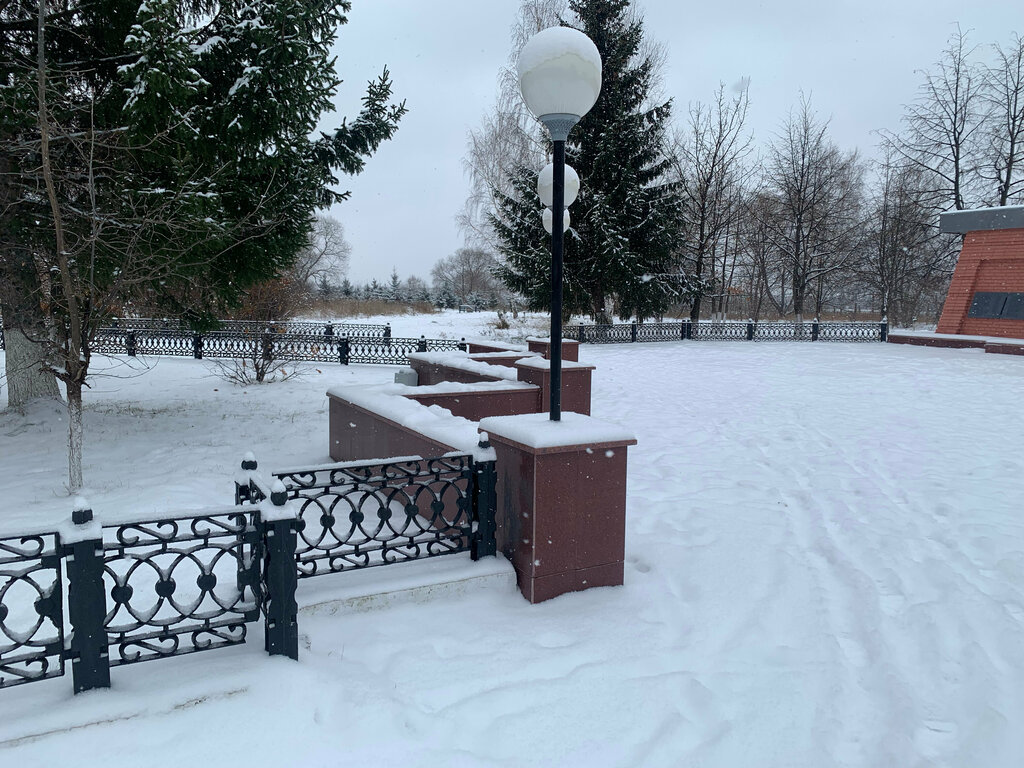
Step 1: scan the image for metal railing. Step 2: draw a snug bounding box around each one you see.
[567,319,888,344]
[1,317,467,362]
[2,321,469,366]
[239,453,497,578]
[0,451,497,695]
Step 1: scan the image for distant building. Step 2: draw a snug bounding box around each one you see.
[937,206,1024,339]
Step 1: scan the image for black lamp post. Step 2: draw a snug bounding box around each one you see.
[518,27,602,421]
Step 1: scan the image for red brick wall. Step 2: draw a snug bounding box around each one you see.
[937,229,1024,338]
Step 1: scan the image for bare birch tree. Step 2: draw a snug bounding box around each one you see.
[671,81,753,321]
[882,26,985,212]
[859,151,956,324]
[983,33,1024,206]
[763,97,863,323]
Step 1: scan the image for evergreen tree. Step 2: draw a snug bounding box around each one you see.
[316,274,333,299]
[0,0,405,489]
[490,0,684,322]
[388,267,402,301]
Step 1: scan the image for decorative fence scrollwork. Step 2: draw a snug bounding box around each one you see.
[567,319,887,344]
[101,510,261,667]
[691,322,749,341]
[0,533,64,690]
[269,455,483,578]
[0,452,497,696]
[346,337,467,365]
[0,315,469,365]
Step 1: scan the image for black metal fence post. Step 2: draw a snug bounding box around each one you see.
[233,453,262,595]
[746,319,754,341]
[471,438,497,560]
[261,331,273,364]
[193,332,203,359]
[880,317,888,342]
[259,484,299,660]
[417,336,427,353]
[235,453,259,505]
[631,321,638,342]
[63,504,111,694]
[339,337,350,365]
[461,337,469,352]
[811,319,820,342]
[384,323,392,347]
[685,318,693,340]
[126,331,137,357]
[578,324,586,343]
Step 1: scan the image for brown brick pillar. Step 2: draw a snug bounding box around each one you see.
[479,413,636,603]
[527,338,580,361]
[514,359,594,415]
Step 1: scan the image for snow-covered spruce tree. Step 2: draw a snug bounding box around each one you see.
[0,0,404,490]
[490,0,686,322]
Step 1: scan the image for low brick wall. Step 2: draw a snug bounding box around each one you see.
[328,395,457,462]
[326,348,629,605]
[888,333,1024,356]
[466,341,522,354]
[405,386,541,422]
[410,358,510,386]
[985,342,1024,356]
[887,333,986,350]
[469,352,534,367]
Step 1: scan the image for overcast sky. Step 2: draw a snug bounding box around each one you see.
[325,0,1019,284]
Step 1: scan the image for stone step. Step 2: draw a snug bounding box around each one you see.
[296,553,517,615]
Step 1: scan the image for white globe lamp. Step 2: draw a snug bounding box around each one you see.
[542,207,571,234]
[538,162,580,209]
[518,27,602,140]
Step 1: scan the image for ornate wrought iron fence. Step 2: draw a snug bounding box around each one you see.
[278,456,493,577]
[0,323,469,365]
[237,452,497,579]
[103,317,389,338]
[635,322,684,342]
[0,532,64,690]
[566,319,887,344]
[691,321,749,341]
[0,450,499,696]
[101,509,261,667]
[347,336,467,365]
[0,502,288,695]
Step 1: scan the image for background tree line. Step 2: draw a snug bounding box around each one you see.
[313,247,510,312]
[463,2,1024,328]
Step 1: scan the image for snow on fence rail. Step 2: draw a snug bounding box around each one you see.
[0,316,393,353]
[103,317,389,338]
[0,320,469,366]
[566,319,888,344]
[0,452,497,696]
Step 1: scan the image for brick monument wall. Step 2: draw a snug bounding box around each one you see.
[936,226,1024,339]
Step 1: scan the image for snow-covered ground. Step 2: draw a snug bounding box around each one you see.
[1,319,1023,767]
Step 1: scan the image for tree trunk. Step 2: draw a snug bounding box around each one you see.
[66,379,83,492]
[591,286,609,324]
[2,322,62,407]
